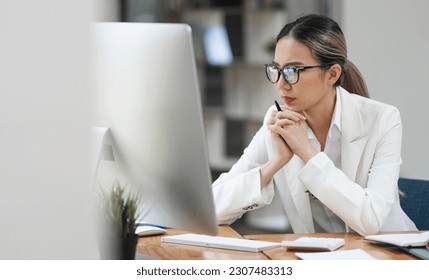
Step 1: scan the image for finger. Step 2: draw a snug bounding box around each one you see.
[267,124,277,132]
[271,110,282,120]
[268,124,284,135]
[276,112,301,122]
[276,118,295,126]
[276,110,306,121]
[283,108,306,120]
[266,116,277,125]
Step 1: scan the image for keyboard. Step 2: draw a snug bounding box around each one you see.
[281,237,345,251]
[161,234,281,252]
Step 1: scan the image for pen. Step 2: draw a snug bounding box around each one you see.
[275,100,282,112]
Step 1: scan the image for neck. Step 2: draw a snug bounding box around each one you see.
[303,88,336,136]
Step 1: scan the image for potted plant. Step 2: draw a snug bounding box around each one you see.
[98,182,141,260]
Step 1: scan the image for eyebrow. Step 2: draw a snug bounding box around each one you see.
[272,60,305,67]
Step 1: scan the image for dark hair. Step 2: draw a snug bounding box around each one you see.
[277,14,369,98]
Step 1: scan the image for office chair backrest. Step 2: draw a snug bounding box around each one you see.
[398,177,429,230]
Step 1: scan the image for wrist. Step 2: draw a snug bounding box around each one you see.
[260,157,288,188]
[272,153,291,166]
[298,147,318,163]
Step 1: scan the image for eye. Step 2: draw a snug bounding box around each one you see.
[264,64,281,83]
[282,67,296,77]
[268,65,278,74]
[284,66,298,73]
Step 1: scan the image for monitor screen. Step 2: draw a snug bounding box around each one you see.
[92,22,217,236]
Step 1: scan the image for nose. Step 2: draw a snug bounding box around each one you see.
[275,74,292,91]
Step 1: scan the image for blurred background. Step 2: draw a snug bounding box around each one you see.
[1,0,428,259]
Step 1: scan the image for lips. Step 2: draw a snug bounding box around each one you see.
[283,96,296,105]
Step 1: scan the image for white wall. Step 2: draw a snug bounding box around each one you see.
[342,0,429,180]
[0,1,99,259]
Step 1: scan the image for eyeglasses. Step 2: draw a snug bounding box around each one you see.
[264,64,329,85]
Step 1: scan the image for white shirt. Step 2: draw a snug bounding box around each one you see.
[307,90,346,233]
[232,90,345,234]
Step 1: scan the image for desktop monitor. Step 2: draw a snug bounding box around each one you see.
[91,22,217,235]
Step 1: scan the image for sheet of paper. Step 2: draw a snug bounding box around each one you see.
[296,249,377,260]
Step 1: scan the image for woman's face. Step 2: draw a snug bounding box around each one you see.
[273,36,334,113]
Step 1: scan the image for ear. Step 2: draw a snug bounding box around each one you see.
[325,64,342,86]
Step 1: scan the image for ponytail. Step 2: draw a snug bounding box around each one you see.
[340,60,369,98]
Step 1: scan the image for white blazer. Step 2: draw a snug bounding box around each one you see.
[212,87,417,236]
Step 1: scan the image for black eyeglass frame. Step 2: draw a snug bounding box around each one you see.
[264,64,331,85]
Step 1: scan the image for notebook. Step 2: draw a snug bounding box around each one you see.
[364,231,429,247]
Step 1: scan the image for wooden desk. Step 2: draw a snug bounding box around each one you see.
[136,225,269,260]
[245,232,417,260]
[136,227,417,260]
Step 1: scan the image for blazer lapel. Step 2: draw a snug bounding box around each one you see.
[283,155,315,232]
[340,89,369,181]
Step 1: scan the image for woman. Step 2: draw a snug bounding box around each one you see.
[212,14,416,236]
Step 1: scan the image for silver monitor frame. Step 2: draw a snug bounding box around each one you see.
[92,22,217,235]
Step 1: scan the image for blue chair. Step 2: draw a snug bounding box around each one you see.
[398,177,429,230]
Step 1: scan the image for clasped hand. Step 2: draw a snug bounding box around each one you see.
[267,108,316,164]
